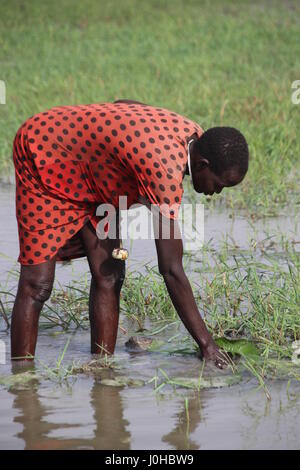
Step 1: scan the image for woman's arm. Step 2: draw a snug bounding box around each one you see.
[153,212,229,368]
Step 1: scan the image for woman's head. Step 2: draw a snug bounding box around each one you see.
[190,126,249,195]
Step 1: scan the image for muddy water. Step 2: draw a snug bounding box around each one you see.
[0,183,300,449]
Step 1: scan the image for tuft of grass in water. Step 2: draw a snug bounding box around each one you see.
[36,336,123,384]
[73,356,119,375]
[42,281,90,330]
[36,337,78,383]
[0,278,91,331]
[0,0,300,214]
[192,242,300,358]
[120,265,177,322]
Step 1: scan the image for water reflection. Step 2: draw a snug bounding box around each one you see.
[8,359,205,450]
[9,375,131,450]
[3,357,300,449]
[162,395,203,450]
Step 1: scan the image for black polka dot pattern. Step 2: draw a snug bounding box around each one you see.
[13,102,203,264]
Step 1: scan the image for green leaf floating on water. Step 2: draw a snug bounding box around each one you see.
[215,337,260,358]
[0,371,37,389]
[169,374,241,390]
[100,377,145,388]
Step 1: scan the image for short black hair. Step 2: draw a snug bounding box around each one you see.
[195,126,249,176]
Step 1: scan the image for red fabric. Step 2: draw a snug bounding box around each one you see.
[13,102,203,265]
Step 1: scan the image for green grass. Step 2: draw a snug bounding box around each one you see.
[0,0,299,213]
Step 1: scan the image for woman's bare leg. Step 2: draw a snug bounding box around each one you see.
[79,221,125,355]
[11,258,56,360]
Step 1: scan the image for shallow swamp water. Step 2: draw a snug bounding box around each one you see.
[0,183,299,450]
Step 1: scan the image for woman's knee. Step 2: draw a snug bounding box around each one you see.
[18,262,56,303]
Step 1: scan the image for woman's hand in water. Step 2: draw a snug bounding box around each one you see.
[201,340,233,369]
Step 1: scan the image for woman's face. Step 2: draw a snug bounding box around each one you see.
[192,165,245,196]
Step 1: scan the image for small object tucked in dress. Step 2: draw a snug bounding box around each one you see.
[112,235,128,260]
[112,247,129,260]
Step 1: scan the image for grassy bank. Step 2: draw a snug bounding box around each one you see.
[0,0,299,213]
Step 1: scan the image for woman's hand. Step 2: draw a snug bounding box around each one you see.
[201,340,234,369]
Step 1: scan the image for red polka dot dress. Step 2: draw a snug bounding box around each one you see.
[13,102,203,265]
